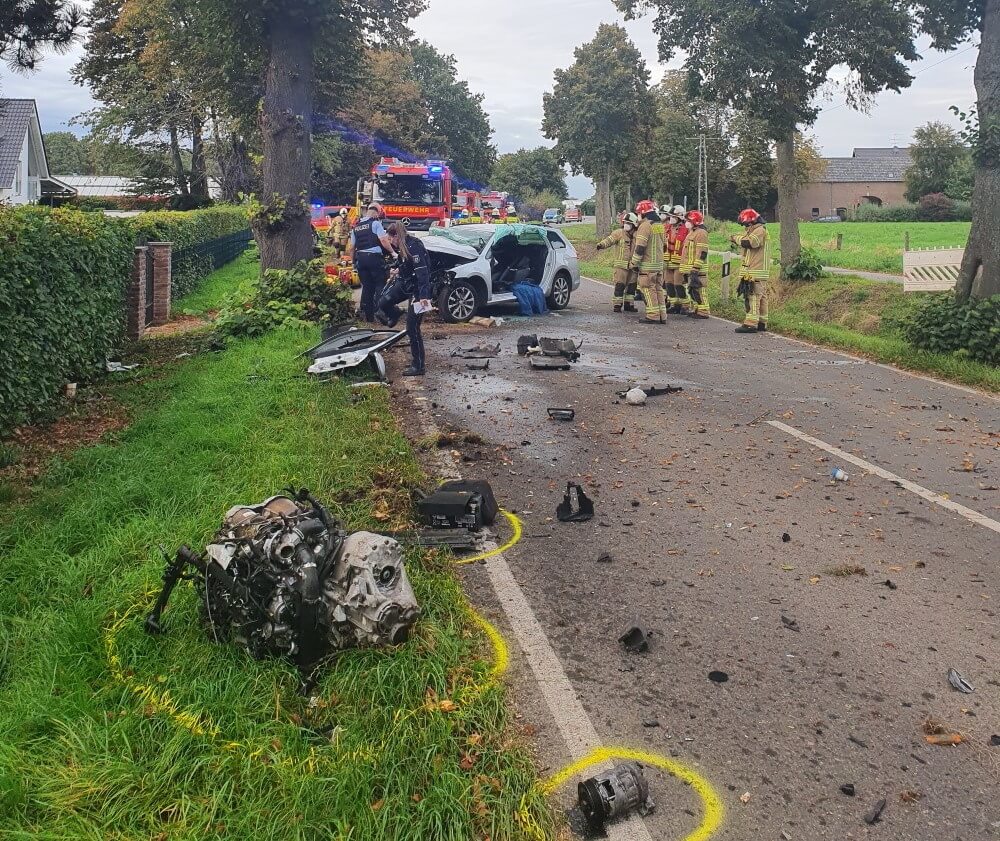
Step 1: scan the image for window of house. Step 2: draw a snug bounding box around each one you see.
[811,207,820,218]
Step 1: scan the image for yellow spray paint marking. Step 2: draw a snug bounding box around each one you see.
[452,509,523,565]
[542,746,724,841]
[468,608,509,679]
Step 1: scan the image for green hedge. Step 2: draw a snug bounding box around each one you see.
[128,206,250,297]
[902,293,1000,366]
[0,207,134,433]
[849,201,972,223]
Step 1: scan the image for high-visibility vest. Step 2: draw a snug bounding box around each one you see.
[679,225,709,274]
[737,223,770,279]
[629,219,664,272]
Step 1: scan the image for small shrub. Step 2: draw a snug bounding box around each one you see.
[783,247,825,281]
[903,293,1000,366]
[216,259,354,339]
[917,193,957,222]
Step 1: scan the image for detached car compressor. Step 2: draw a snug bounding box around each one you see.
[145,489,420,680]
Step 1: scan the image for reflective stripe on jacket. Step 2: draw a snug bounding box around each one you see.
[738,223,770,279]
[666,224,687,268]
[596,228,634,270]
[679,225,709,274]
[629,218,664,272]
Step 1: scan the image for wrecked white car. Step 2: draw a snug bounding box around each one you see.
[424,223,580,323]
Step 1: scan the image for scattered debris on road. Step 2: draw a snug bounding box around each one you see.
[451,343,500,359]
[831,467,850,482]
[739,792,752,805]
[900,790,922,804]
[864,798,887,825]
[547,407,575,421]
[597,552,614,564]
[708,670,729,683]
[989,735,1000,747]
[881,579,898,590]
[556,482,594,522]
[781,614,801,632]
[417,480,498,530]
[304,328,406,379]
[616,384,683,401]
[619,624,650,653]
[840,783,856,797]
[526,337,582,370]
[393,529,480,551]
[517,334,537,356]
[947,668,975,693]
[578,762,654,829]
[624,387,647,406]
[465,359,490,371]
[782,532,791,542]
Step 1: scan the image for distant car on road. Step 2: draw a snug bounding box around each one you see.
[564,207,582,223]
[423,223,580,322]
[542,208,564,225]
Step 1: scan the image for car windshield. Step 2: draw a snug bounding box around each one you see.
[427,225,492,253]
[374,175,443,205]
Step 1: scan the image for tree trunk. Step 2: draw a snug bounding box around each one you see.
[254,15,315,271]
[625,184,633,216]
[189,117,209,204]
[169,123,189,197]
[595,165,612,238]
[956,0,1000,301]
[775,133,801,277]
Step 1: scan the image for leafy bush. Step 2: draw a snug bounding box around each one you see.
[128,206,250,297]
[783,246,825,281]
[216,259,354,339]
[848,201,972,222]
[0,206,133,433]
[902,294,1000,366]
[917,193,957,222]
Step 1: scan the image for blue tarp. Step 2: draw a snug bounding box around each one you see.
[511,282,548,316]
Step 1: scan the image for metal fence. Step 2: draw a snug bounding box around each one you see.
[171,229,254,279]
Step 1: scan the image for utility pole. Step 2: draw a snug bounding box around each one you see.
[686,134,723,218]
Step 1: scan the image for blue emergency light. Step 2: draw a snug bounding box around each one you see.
[428,165,443,174]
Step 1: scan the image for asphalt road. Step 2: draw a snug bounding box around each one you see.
[393,277,1000,840]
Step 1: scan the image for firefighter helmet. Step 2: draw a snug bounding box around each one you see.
[738,208,761,225]
[671,204,686,217]
[658,204,674,219]
[635,199,656,216]
[340,207,348,216]
[623,211,640,227]
[686,209,704,225]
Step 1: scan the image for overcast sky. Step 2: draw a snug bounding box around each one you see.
[3,0,978,197]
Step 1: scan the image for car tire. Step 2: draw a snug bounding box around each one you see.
[547,272,572,310]
[438,279,480,323]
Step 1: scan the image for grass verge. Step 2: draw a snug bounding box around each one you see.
[174,250,259,316]
[0,325,553,839]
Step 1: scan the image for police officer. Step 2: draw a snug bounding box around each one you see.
[349,202,398,323]
[376,221,432,376]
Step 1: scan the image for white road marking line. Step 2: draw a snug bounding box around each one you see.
[404,384,654,841]
[767,420,1000,536]
[579,275,998,401]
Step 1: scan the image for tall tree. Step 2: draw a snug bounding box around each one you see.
[618,0,917,275]
[42,131,86,173]
[1,0,81,70]
[542,24,658,237]
[904,121,970,201]
[490,147,567,200]
[911,0,997,299]
[410,40,496,186]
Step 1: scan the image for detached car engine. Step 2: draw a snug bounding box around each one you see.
[145,489,420,677]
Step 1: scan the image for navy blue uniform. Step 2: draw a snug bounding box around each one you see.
[376,235,431,372]
[351,216,389,321]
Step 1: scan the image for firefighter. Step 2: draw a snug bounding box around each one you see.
[679,209,710,319]
[596,211,640,313]
[328,207,349,257]
[349,202,398,323]
[629,200,666,324]
[661,204,688,313]
[731,208,771,333]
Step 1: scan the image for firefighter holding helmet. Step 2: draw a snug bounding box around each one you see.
[731,208,771,333]
[597,211,640,313]
[629,199,667,323]
[679,209,710,319]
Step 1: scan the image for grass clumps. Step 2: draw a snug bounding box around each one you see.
[825,563,868,577]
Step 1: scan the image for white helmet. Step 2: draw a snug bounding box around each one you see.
[623,211,640,228]
[671,204,686,217]
[340,207,348,216]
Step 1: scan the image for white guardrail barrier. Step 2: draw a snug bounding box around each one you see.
[902,247,964,292]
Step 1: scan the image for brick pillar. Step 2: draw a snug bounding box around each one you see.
[148,241,172,326]
[127,246,148,341]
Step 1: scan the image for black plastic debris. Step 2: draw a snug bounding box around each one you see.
[417,480,498,530]
[597,552,614,564]
[517,334,538,356]
[781,532,791,543]
[840,783,856,797]
[390,530,480,551]
[708,670,729,683]
[556,482,594,522]
[578,762,654,829]
[547,407,575,421]
[642,718,660,728]
[781,614,800,632]
[529,355,572,371]
[989,735,1000,747]
[465,359,490,371]
[451,343,500,359]
[619,625,650,653]
[537,337,582,361]
[864,798,887,825]
[947,668,975,693]
[616,384,683,399]
[882,579,898,590]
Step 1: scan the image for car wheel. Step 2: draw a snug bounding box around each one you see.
[547,273,572,310]
[438,280,479,323]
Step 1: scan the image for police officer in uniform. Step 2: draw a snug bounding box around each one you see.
[349,202,398,323]
[376,221,432,376]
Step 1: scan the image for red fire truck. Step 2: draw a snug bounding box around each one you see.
[357,157,453,231]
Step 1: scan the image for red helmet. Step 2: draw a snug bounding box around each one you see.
[738,208,761,225]
[686,210,704,225]
[635,199,656,216]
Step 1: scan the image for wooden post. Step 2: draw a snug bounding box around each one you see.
[904,231,910,252]
[836,233,843,251]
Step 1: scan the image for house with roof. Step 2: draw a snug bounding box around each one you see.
[797,146,912,219]
[0,98,76,205]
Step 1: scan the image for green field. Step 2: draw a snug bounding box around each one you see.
[563,221,971,275]
[0,260,553,839]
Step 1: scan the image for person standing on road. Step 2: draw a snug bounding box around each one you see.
[662,205,689,313]
[377,221,432,377]
[596,211,639,313]
[680,209,710,319]
[349,202,398,323]
[629,200,667,324]
[732,208,771,333]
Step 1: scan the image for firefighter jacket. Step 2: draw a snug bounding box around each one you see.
[736,223,770,280]
[629,217,665,273]
[665,223,687,268]
[679,225,709,274]
[329,215,348,243]
[596,228,635,270]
